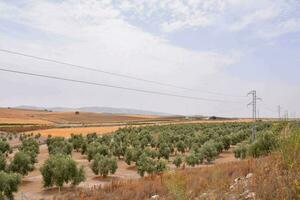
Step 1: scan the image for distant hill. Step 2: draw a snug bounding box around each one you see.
[14,105,170,116]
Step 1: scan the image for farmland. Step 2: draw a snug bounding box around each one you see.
[0,107,291,200]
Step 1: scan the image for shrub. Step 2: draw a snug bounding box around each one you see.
[173,155,183,168]
[234,144,248,159]
[248,131,279,158]
[185,153,199,167]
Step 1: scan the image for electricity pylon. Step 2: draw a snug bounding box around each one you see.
[248,90,262,141]
[278,105,281,120]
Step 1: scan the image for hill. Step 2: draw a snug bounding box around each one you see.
[14,105,170,116]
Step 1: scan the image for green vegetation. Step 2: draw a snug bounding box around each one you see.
[0,172,21,200]
[77,122,275,176]
[234,122,286,159]
[90,154,117,177]
[40,154,85,192]
[46,137,73,155]
[9,151,33,176]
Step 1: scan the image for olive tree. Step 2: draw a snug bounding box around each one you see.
[19,138,39,164]
[9,151,33,176]
[68,134,86,152]
[0,154,6,171]
[201,141,218,163]
[124,147,141,165]
[47,137,73,155]
[158,143,171,160]
[86,142,109,161]
[185,153,199,167]
[40,154,85,192]
[0,140,10,155]
[90,154,117,177]
[173,155,182,168]
[136,153,166,177]
[0,172,21,200]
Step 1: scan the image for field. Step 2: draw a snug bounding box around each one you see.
[0,107,293,200]
[0,108,165,125]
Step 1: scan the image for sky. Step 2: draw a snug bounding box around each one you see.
[0,0,299,117]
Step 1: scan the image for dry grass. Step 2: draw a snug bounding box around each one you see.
[56,154,299,200]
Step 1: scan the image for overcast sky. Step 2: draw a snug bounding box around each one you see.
[0,0,299,117]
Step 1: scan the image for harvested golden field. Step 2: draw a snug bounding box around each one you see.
[0,108,52,125]
[0,117,50,125]
[0,108,164,125]
[27,126,123,137]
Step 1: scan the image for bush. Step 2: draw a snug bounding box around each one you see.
[185,153,199,167]
[248,131,279,158]
[234,144,248,159]
[173,155,183,168]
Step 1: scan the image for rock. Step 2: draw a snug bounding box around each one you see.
[246,173,253,179]
[245,192,256,199]
[240,189,250,197]
[234,177,243,183]
[230,184,235,191]
[150,194,159,199]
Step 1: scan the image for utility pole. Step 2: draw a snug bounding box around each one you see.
[278,105,281,120]
[248,90,262,141]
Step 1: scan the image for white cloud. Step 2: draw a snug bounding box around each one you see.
[229,6,280,31]
[114,0,300,37]
[257,18,300,38]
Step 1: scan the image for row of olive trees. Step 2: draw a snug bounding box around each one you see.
[0,136,40,200]
[35,121,274,194]
[63,122,272,177]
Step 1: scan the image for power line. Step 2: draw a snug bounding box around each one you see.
[0,66,244,103]
[0,48,247,98]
